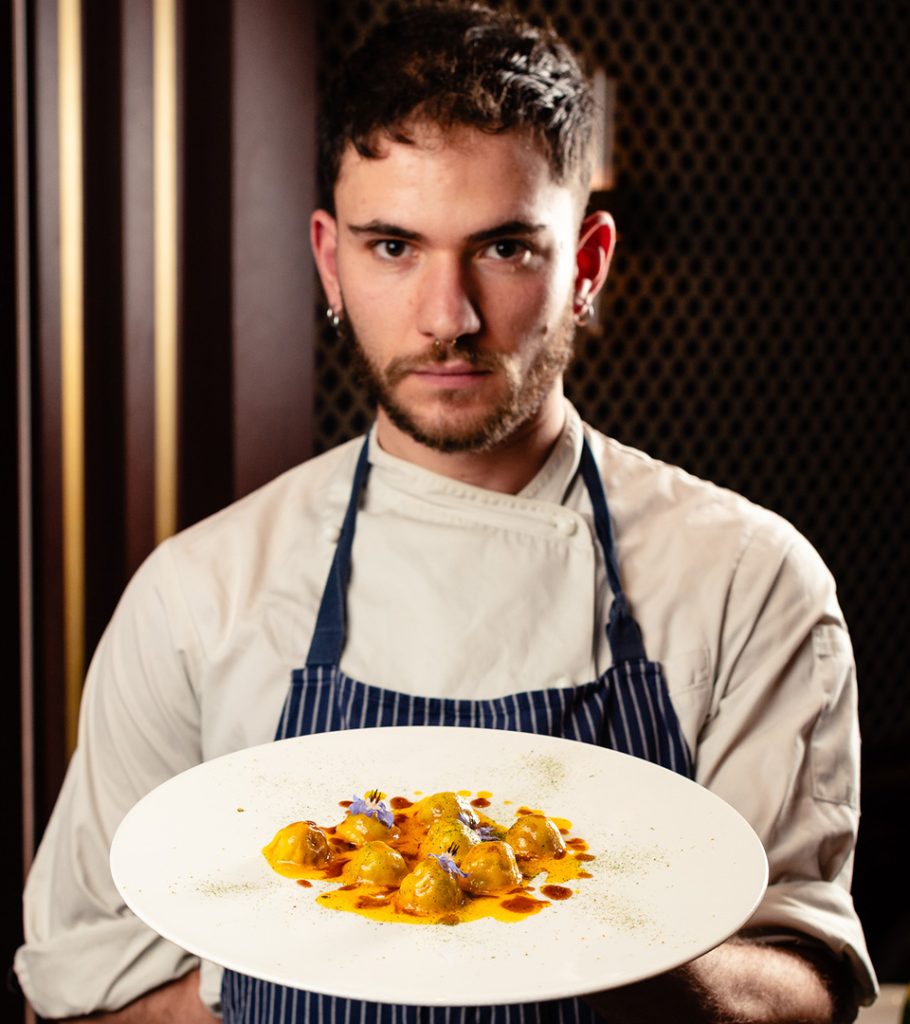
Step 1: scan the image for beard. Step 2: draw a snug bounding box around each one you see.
[341,302,577,454]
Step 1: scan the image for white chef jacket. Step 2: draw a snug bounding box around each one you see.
[15,402,877,1018]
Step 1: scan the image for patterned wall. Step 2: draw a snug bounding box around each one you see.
[313,0,908,765]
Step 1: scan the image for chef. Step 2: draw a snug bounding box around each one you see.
[16,4,876,1022]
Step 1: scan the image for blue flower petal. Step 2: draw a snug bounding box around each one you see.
[429,853,468,878]
[348,793,394,829]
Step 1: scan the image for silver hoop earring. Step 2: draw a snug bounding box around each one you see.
[574,297,595,327]
[326,306,341,329]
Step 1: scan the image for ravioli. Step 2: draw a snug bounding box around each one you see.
[262,789,594,925]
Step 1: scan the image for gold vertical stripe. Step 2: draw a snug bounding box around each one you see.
[59,0,84,757]
[154,0,178,542]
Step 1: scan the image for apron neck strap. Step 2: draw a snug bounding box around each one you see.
[305,432,647,668]
[578,438,647,663]
[305,436,371,667]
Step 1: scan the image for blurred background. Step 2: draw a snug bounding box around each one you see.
[4,0,908,1020]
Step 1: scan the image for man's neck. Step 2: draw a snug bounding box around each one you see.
[375,391,567,494]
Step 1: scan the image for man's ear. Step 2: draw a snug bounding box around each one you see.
[311,209,342,313]
[573,210,616,319]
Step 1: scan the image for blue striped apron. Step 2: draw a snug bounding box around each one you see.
[222,436,693,1023]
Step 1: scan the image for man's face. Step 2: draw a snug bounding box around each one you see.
[314,125,583,454]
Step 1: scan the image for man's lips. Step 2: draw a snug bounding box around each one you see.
[409,363,493,388]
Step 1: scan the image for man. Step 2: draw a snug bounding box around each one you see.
[16,4,876,1022]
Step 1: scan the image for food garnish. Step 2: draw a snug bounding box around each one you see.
[347,789,394,829]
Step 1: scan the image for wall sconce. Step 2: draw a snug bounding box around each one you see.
[587,69,617,328]
[590,68,616,193]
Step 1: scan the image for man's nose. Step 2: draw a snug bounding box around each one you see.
[416,256,482,341]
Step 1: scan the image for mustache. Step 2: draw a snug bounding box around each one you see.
[383,343,504,387]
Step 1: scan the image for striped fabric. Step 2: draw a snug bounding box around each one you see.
[275,661,691,778]
[223,971,604,1024]
[221,436,692,1022]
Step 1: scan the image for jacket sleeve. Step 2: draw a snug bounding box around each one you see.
[695,516,877,1006]
[14,541,214,1019]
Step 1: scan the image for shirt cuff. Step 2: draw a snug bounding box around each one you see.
[745,881,878,1007]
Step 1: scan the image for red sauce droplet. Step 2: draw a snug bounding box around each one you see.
[394,813,408,825]
[323,860,346,878]
[559,827,569,835]
[567,838,587,849]
[470,797,491,808]
[579,871,592,879]
[339,800,352,808]
[554,850,566,859]
[296,879,312,888]
[338,883,357,891]
[501,895,548,914]
[541,884,572,901]
[390,797,413,809]
[506,885,530,894]
[574,853,595,862]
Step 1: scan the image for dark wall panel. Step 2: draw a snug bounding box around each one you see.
[83,0,127,665]
[179,0,235,528]
[4,1,26,1018]
[232,0,316,499]
[122,0,156,577]
[32,0,67,839]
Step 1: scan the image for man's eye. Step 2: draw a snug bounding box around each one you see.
[372,239,409,259]
[484,240,531,261]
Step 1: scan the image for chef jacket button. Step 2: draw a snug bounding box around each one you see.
[554,516,577,536]
[322,522,341,543]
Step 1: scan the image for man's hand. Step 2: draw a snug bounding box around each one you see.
[584,937,853,1024]
[59,967,217,1023]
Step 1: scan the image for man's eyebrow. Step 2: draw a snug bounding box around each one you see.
[345,219,547,243]
[347,221,424,241]
[467,220,547,243]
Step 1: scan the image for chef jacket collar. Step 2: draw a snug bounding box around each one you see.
[366,398,584,507]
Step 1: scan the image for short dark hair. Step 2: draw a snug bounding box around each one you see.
[318,2,596,209]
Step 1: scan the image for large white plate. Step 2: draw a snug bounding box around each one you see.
[110,726,767,1006]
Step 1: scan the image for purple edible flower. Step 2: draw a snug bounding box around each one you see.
[348,791,394,829]
[429,853,468,878]
[475,824,499,842]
